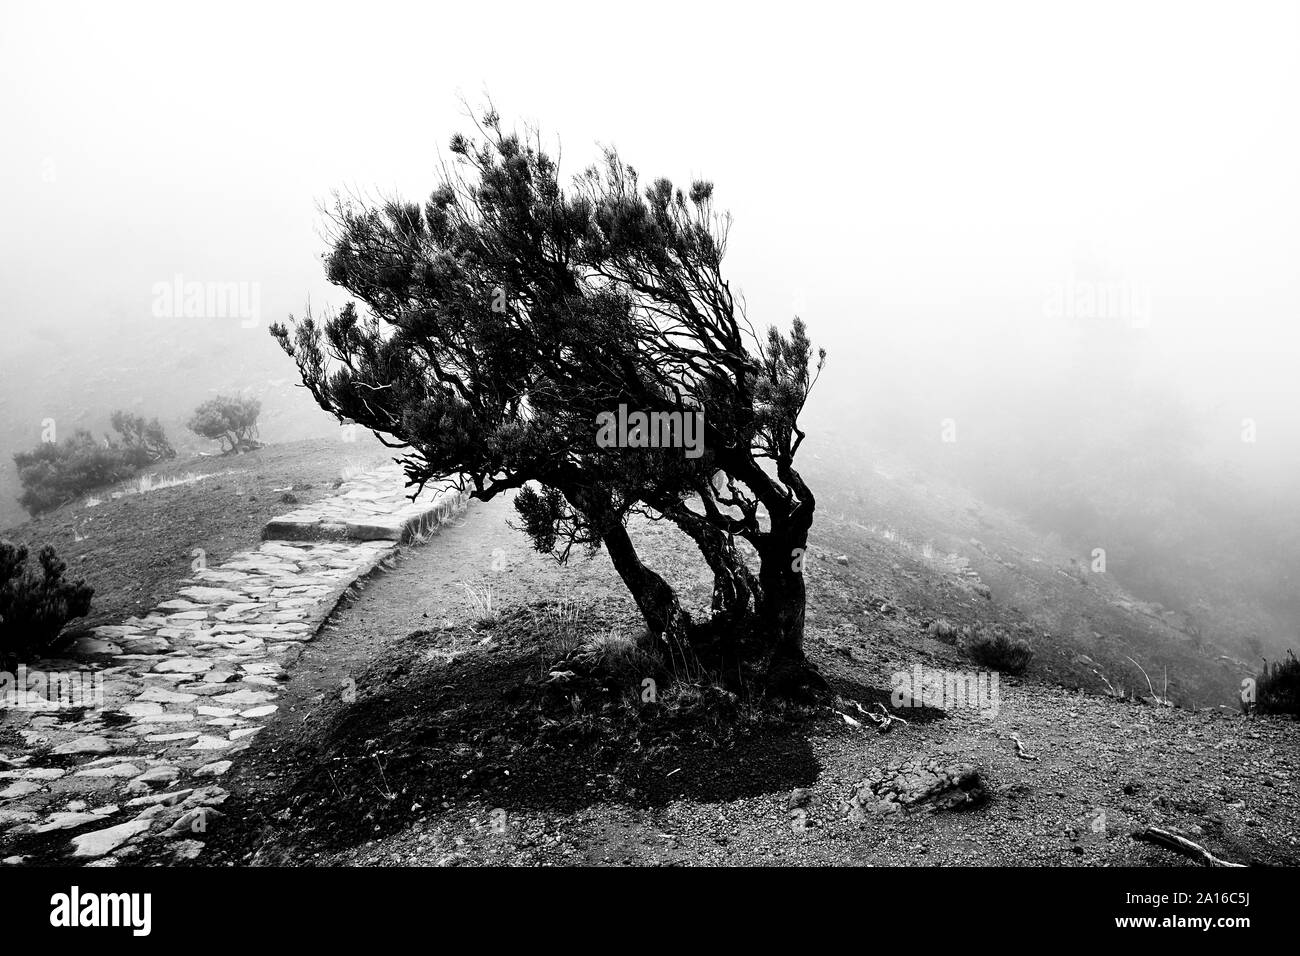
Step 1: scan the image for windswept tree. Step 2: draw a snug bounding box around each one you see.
[273,110,824,693]
[188,395,262,454]
[110,411,176,465]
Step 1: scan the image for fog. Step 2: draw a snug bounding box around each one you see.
[3,1,1299,650]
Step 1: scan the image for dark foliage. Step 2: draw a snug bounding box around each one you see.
[15,430,136,515]
[1256,650,1300,716]
[13,412,178,514]
[110,410,176,464]
[272,108,825,691]
[964,624,1034,674]
[0,539,93,667]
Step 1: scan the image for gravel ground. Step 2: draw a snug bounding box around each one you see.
[202,493,1300,868]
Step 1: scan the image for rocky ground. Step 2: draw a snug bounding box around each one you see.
[196,493,1300,868]
[4,441,1297,868]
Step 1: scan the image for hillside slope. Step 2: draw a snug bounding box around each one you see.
[3,438,1293,868]
[803,444,1256,710]
[196,489,1298,868]
[0,317,341,530]
[0,438,392,637]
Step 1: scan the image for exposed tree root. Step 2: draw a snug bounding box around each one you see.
[1132,827,1247,867]
[839,699,908,732]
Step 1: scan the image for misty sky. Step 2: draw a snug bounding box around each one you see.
[3,0,1299,467]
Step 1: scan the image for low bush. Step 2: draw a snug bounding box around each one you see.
[15,430,135,514]
[1256,650,1300,716]
[0,539,93,667]
[927,617,958,644]
[963,623,1034,674]
[13,412,177,515]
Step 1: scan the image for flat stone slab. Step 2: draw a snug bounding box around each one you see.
[71,820,152,858]
[74,764,142,779]
[137,687,198,704]
[153,658,213,674]
[263,472,465,543]
[51,736,117,756]
[211,690,276,706]
[31,812,103,833]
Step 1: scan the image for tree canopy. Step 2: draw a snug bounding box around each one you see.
[273,110,824,694]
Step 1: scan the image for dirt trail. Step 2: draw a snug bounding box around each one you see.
[206,495,1300,868]
[246,495,636,710]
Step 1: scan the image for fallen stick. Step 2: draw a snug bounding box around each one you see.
[1009,733,1039,761]
[1132,827,1246,867]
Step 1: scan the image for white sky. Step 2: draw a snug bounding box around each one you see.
[2,0,1298,446]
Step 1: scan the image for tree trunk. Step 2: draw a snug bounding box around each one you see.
[755,530,824,696]
[667,507,758,620]
[600,520,696,669]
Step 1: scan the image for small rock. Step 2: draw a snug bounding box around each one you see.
[163,807,222,837]
[130,766,180,789]
[787,788,813,810]
[171,839,205,861]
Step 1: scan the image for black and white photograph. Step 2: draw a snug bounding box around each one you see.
[0,0,1292,939]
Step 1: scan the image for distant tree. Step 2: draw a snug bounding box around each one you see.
[110,411,175,465]
[188,395,261,454]
[0,539,93,668]
[272,110,825,694]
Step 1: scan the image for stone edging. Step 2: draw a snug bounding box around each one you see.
[0,466,464,865]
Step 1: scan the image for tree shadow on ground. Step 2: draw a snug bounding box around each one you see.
[214,630,823,858]
[824,673,950,724]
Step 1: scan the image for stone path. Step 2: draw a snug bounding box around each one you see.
[0,466,464,865]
